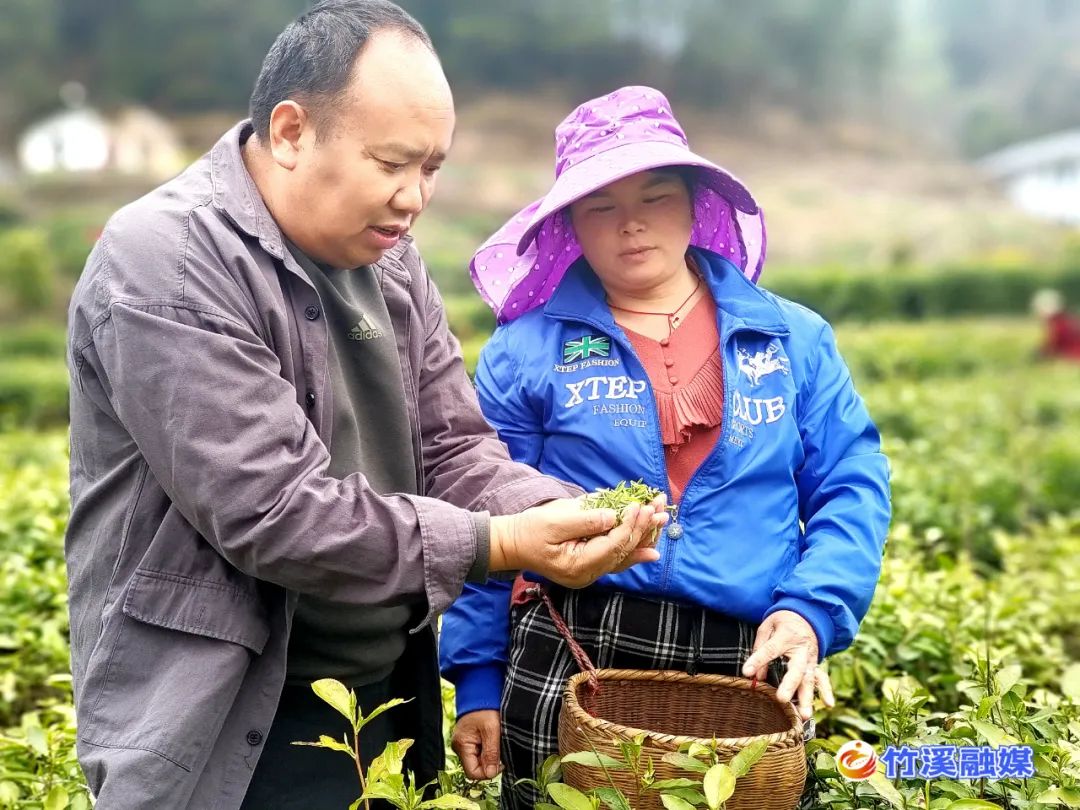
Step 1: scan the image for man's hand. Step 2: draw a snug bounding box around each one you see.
[452,710,502,780]
[741,610,835,721]
[489,496,667,588]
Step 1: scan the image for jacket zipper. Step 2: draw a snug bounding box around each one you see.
[658,320,787,591]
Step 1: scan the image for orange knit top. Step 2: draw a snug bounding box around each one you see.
[622,294,724,505]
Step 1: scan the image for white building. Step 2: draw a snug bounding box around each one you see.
[979,130,1080,225]
[18,108,111,174]
[17,105,184,180]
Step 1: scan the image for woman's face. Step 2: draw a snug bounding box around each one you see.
[569,169,694,296]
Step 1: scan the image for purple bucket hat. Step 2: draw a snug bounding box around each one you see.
[470,86,767,324]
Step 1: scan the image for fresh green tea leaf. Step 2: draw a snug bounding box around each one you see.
[561,751,627,770]
[311,678,355,724]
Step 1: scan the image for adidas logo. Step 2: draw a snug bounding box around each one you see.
[347,314,385,341]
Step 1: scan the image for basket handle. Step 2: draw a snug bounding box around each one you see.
[529,585,767,692]
[528,585,602,707]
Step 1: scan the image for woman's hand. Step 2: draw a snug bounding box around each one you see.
[452,709,502,780]
[742,610,835,721]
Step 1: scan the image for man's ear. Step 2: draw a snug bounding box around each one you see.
[266,100,310,171]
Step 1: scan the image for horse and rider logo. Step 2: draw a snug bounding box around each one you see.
[737,343,790,386]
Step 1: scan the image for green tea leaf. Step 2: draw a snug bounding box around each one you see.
[686,742,713,760]
[660,752,710,773]
[648,779,701,790]
[43,785,68,810]
[703,763,734,810]
[590,786,631,810]
[25,724,47,756]
[995,664,1022,696]
[661,789,707,805]
[727,739,768,777]
[560,751,627,770]
[290,733,354,758]
[582,480,675,523]
[361,773,407,806]
[946,801,1008,810]
[311,678,355,723]
[358,697,412,732]
[1035,787,1080,807]
[969,719,1020,747]
[976,695,999,720]
[0,781,19,803]
[368,739,414,783]
[547,782,596,810]
[660,795,698,810]
[322,734,354,754]
[541,754,563,785]
[867,772,906,808]
[1062,663,1080,701]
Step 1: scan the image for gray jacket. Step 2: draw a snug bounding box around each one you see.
[65,121,569,809]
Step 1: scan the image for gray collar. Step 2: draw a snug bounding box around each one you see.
[209,120,287,261]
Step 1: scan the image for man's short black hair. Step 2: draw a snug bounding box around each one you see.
[249,0,434,142]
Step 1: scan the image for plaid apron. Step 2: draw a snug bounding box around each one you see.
[498,585,813,810]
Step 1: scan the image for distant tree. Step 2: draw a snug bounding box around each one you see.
[0,0,60,143]
[1,0,1078,156]
[672,0,899,119]
[930,0,1080,154]
[402,0,646,98]
[57,0,304,112]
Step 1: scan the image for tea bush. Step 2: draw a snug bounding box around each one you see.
[1,318,1078,808]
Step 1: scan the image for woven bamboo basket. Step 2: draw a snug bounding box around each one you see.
[558,669,806,810]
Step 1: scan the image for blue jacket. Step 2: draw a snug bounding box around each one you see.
[441,248,890,717]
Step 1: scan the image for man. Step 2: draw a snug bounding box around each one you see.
[64,2,664,807]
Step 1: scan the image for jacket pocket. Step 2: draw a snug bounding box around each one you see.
[120,568,270,653]
[78,569,269,776]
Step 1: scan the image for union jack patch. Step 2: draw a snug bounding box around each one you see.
[562,335,610,363]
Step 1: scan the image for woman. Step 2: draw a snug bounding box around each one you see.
[440,86,890,809]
